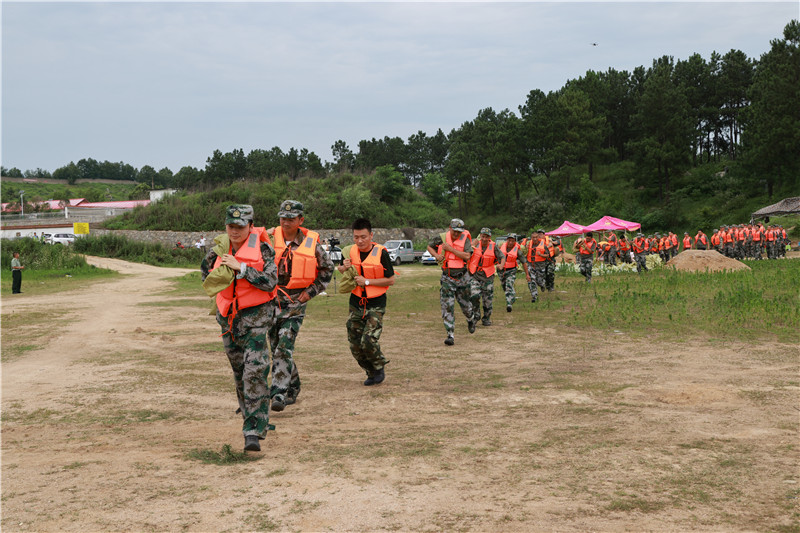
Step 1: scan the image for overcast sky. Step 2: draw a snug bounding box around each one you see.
[2,1,797,174]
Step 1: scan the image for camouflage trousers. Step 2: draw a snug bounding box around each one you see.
[578,255,594,282]
[605,247,618,265]
[216,304,274,439]
[268,303,305,405]
[498,268,518,307]
[469,276,495,324]
[634,252,648,273]
[347,304,389,376]
[544,260,556,291]
[526,263,546,301]
[440,272,475,335]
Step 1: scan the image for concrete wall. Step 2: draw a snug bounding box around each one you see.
[91,227,447,249]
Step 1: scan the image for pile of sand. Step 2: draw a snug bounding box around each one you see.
[559,252,576,264]
[666,250,751,272]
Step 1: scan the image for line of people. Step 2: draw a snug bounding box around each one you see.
[709,223,789,260]
[426,221,570,345]
[201,202,402,452]
[200,206,792,451]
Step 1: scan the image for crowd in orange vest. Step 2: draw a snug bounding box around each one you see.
[574,223,790,265]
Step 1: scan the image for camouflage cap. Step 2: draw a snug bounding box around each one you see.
[278,199,304,219]
[536,228,546,234]
[449,218,465,231]
[480,227,492,236]
[506,233,517,241]
[225,204,254,227]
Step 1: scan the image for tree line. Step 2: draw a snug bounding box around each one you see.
[3,21,797,229]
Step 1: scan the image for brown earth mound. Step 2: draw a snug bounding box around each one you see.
[667,250,751,272]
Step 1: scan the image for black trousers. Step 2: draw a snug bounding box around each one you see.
[12,270,22,293]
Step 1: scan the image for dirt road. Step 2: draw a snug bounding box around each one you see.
[2,257,798,531]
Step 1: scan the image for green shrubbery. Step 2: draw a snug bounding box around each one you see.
[72,234,205,268]
[1,238,89,271]
[104,171,451,232]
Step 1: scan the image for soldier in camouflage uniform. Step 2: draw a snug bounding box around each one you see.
[574,232,598,283]
[427,219,476,345]
[524,232,554,302]
[468,228,504,326]
[201,205,278,452]
[540,229,560,291]
[337,218,396,385]
[268,200,333,411]
[497,233,522,312]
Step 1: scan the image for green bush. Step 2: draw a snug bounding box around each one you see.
[73,234,205,268]
[1,238,89,271]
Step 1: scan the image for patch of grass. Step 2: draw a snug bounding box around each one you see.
[605,493,666,513]
[289,499,323,514]
[159,271,206,297]
[265,467,288,478]
[1,343,42,363]
[184,444,259,465]
[1,308,71,362]
[242,504,281,531]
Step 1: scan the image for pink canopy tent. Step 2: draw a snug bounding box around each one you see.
[583,215,641,232]
[546,220,588,236]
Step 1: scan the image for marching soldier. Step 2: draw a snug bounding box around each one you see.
[574,232,598,283]
[498,234,521,313]
[427,219,476,346]
[632,233,648,273]
[201,205,278,452]
[269,200,333,411]
[682,232,692,251]
[468,228,504,326]
[337,218,395,386]
[695,230,709,251]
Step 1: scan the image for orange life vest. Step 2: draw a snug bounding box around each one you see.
[670,234,678,247]
[723,231,733,244]
[618,239,630,252]
[696,233,708,246]
[349,243,388,299]
[444,230,471,269]
[273,226,320,289]
[528,240,553,262]
[213,227,276,317]
[468,241,498,277]
[632,238,646,254]
[578,238,597,256]
[683,236,692,249]
[501,241,519,269]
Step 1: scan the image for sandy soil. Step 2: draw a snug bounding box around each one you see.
[667,250,752,272]
[2,257,798,532]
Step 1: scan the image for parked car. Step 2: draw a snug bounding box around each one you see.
[50,233,76,245]
[384,240,417,265]
[420,250,438,265]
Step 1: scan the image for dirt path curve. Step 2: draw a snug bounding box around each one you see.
[2,256,197,401]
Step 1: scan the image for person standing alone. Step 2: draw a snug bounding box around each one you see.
[338,218,395,385]
[11,252,24,294]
